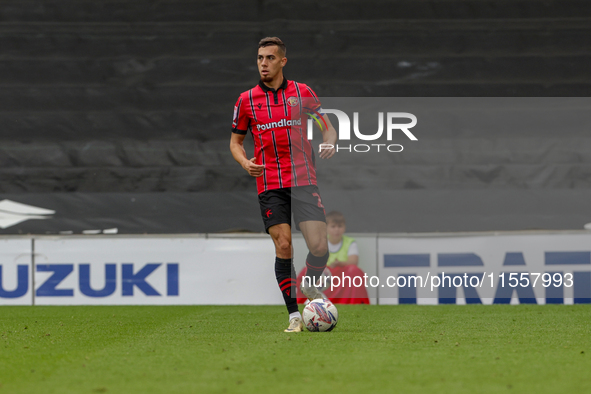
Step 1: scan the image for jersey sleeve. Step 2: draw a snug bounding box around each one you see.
[231,96,250,135]
[300,84,323,114]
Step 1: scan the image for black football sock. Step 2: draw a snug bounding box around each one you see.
[305,251,330,285]
[275,257,298,314]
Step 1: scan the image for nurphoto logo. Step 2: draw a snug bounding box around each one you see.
[308,109,418,153]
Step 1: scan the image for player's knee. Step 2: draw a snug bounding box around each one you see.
[309,241,328,257]
[275,237,292,255]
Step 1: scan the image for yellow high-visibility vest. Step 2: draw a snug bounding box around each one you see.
[327,235,355,267]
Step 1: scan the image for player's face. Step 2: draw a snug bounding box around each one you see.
[257,45,286,83]
[327,222,346,243]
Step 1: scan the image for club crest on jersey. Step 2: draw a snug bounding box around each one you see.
[287,97,299,107]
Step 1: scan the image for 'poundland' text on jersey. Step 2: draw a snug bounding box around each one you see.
[256,118,302,131]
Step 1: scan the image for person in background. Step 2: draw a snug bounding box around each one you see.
[297,211,370,304]
[325,210,359,268]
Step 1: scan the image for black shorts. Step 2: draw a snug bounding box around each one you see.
[258,185,326,233]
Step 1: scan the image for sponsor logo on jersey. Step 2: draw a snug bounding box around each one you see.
[232,106,238,122]
[256,118,302,131]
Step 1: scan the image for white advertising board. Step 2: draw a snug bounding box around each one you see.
[33,236,283,305]
[3,231,591,306]
[0,238,33,305]
[378,232,591,305]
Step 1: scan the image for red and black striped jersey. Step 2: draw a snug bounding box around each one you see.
[232,78,322,194]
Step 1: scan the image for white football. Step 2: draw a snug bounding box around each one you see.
[302,299,338,332]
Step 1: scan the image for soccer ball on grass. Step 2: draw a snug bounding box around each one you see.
[302,299,338,332]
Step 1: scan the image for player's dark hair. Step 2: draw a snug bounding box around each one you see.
[258,37,286,57]
[326,211,346,225]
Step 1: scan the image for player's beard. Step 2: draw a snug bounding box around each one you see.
[260,75,273,83]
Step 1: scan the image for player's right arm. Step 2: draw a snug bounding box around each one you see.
[230,133,264,177]
[230,95,264,177]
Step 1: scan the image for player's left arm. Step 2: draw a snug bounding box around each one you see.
[318,114,337,159]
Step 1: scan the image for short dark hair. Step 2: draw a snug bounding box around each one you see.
[258,37,286,57]
[326,211,346,225]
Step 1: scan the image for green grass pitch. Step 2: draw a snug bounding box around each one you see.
[1,305,590,393]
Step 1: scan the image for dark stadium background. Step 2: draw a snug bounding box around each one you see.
[1,0,591,234]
